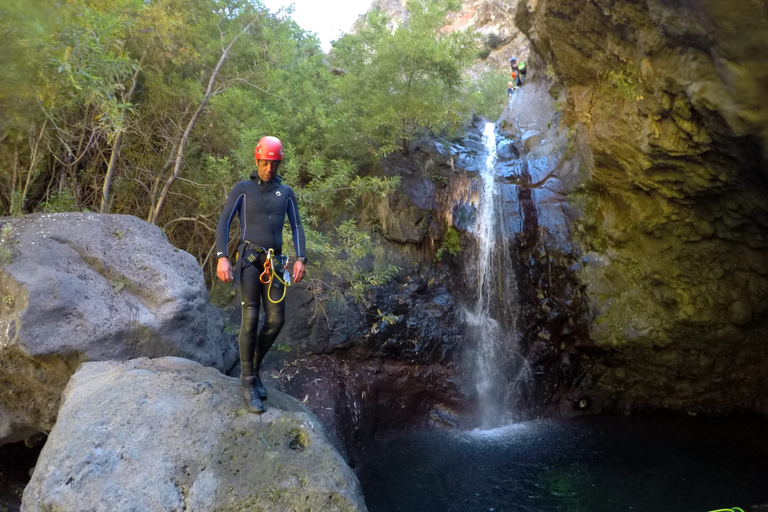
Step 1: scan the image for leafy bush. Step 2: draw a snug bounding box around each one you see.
[39,189,78,213]
[471,69,512,120]
[476,46,491,60]
[484,33,503,49]
[436,226,462,261]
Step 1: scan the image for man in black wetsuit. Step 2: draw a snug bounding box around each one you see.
[215,135,306,413]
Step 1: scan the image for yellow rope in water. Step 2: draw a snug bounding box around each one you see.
[707,508,744,512]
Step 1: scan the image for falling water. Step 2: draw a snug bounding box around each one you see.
[464,122,516,427]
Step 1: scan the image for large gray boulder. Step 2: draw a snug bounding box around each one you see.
[0,213,237,445]
[22,357,367,512]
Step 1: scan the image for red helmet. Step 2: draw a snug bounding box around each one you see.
[254,136,283,162]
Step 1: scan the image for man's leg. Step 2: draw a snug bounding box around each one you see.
[255,281,286,366]
[238,262,262,378]
[251,276,286,401]
[239,261,265,412]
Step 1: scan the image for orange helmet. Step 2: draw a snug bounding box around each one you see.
[254,136,283,162]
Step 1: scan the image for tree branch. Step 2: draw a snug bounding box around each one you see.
[149,17,257,224]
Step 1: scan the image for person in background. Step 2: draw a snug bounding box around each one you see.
[518,58,527,80]
[216,135,307,414]
[509,57,523,87]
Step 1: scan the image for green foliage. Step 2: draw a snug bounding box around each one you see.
[39,189,78,213]
[484,33,504,50]
[300,220,399,305]
[330,0,476,155]
[377,309,399,325]
[1,0,478,300]
[471,69,512,120]
[424,157,449,187]
[601,63,643,101]
[0,249,12,266]
[10,191,23,218]
[436,226,462,261]
[476,47,491,60]
[0,224,12,265]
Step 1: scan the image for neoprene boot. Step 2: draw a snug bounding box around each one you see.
[253,367,268,400]
[242,376,265,413]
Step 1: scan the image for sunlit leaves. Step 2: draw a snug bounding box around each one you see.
[329,0,476,155]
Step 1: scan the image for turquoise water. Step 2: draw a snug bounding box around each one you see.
[358,415,768,512]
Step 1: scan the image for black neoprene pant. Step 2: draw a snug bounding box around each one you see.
[238,252,286,377]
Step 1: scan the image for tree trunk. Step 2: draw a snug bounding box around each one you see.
[100,131,125,213]
[19,119,48,214]
[101,55,144,213]
[149,20,254,225]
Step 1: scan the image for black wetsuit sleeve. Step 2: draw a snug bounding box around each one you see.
[216,182,246,259]
[285,187,306,259]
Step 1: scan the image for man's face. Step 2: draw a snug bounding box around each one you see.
[257,159,281,182]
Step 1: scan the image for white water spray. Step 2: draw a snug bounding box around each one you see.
[465,122,516,427]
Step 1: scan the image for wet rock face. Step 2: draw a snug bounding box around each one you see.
[0,213,237,446]
[364,281,463,364]
[274,354,466,465]
[22,357,366,512]
[512,0,768,415]
[266,275,468,460]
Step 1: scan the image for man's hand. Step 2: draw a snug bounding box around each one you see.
[217,257,233,283]
[292,260,306,284]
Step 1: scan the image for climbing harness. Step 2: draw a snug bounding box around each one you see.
[229,242,290,303]
[230,241,259,294]
[259,248,291,304]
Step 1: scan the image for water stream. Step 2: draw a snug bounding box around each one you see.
[464,122,519,428]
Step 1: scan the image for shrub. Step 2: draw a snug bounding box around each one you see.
[39,189,78,213]
[476,46,491,60]
[436,226,462,261]
[484,33,504,50]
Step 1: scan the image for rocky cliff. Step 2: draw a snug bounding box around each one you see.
[288,0,768,434]
[507,0,768,416]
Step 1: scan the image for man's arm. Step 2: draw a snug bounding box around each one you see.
[285,187,306,283]
[215,183,245,282]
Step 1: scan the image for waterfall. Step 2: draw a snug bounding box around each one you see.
[464,122,517,428]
